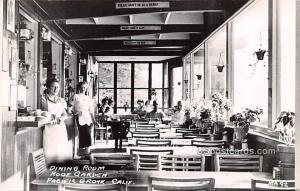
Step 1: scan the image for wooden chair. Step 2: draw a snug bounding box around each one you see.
[136,139,171,147]
[62,183,123,191]
[182,133,211,139]
[130,149,173,170]
[191,140,225,148]
[131,131,160,139]
[251,179,295,191]
[214,154,263,172]
[159,155,205,171]
[90,153,136,170]
[148,176,215,191]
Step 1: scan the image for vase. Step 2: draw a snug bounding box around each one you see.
[213,121,225,140]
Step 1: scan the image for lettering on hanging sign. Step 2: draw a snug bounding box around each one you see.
[116,2,170,9]
[123,41,156,45]
[120,26,161,31]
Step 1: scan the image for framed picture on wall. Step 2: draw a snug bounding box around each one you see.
[6,0,15,33]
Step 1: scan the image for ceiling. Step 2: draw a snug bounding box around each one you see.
[23,0,249,62]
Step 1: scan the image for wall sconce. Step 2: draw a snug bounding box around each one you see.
[184,79,189,84]
[196,74,202,80]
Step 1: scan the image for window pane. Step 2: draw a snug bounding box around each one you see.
[117,63,131,88]
[154,89,162,109]
[134,64,149,88]
[192,46,205,99]
[183,55,191,100]
[207,26,226,95]
[99,89,114,102]
[163,63,168,88]
[163,89,169,109]
[117,89,131,108]
[152,63,163,88]
[134,89,149,107]
[278,0,295,111]
[232,0,268,126]
[98,63,114,88]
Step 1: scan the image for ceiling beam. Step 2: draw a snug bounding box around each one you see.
[59,24,207,40]
[35,0,248,21]
[75,39,191,51]
[159,12,171,39]
[88,50,185,56]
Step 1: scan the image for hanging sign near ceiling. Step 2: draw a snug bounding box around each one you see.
[116,2,170,9]
[120,26,161,31]
[123,41,156,45]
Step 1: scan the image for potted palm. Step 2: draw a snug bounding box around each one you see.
[273,111,295,180]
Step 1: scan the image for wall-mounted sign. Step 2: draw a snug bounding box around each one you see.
[120,26,161,31]
[123,41,156,45]
[116,2,170,9]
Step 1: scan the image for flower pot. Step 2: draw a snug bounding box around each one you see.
[233,128,246,142]
[255,49,266,60]
[217,65,224,72]
[279,161,295,180]
[213,121,225,134]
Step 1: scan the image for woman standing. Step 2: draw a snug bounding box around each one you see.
[41,78,73,164]
[72,82,98,153]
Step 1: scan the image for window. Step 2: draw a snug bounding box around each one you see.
[98,62,169,113]
[17,11,39,109]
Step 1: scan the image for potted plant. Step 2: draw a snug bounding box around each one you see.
[273,111,295,180]
[229,107,263,147]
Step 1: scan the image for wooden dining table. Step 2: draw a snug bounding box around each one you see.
[31,170,272,191]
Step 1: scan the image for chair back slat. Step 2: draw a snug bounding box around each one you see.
[134,128,159,133]
[176,128,198,134]
[131,132,160,139]
[215,154,263,172]
[191,140,225,148]
[136,139,171,147]
[31,149,47,177]
[63,183,123,191]
[159,155,205,171]
[251,179,295,191]
[90,153,135,170]
[148,176,215,191]
[183,133,210,139]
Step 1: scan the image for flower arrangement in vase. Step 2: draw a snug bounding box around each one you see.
[210,92,231,122]
[229,107,263,142]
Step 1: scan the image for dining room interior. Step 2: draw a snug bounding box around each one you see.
[0,0,299,190]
